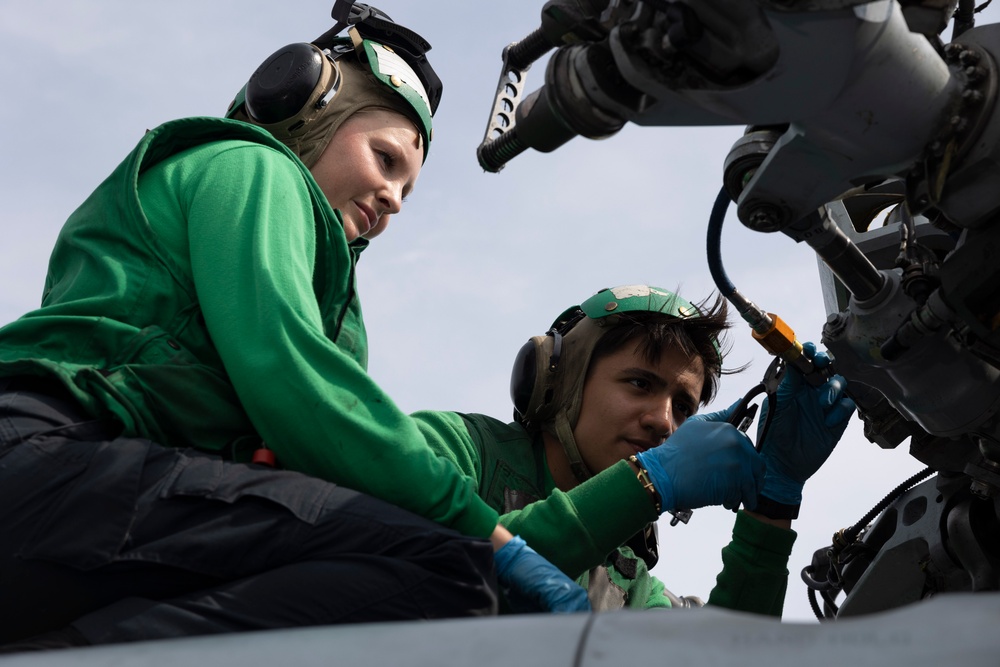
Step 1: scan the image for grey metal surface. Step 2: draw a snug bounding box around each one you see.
[836,477,990,616]
[581,594,1000,666]
[3,593,998,666]
[613,1,957,230]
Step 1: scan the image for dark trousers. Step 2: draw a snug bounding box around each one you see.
[0,380,498,644]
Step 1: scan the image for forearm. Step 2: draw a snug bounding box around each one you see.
[502,461,657,578]
[707,510,797,617]
[490,523,513,551]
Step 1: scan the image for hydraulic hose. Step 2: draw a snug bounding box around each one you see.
[707,186,737,298]
[707,186,772,331]
[706,185,828,383]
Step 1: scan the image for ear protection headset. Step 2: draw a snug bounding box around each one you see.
[226,2,439,147]
[510,285,720,426]
[509,305,586,423]
[228,42,343,139]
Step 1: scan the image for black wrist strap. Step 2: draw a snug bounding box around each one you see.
[753,495,800,520]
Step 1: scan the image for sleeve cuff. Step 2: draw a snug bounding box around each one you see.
[734,510,797,558]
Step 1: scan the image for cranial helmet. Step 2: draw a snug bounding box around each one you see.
[509,285,721,483]
[226,3,439,164]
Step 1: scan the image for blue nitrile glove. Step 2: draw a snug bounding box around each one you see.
[688,399,742,424]
[494,535,591,613]
[756,342,856,505]
[635,420,764,512]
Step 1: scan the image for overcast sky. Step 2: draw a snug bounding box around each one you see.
[3,0,994,622]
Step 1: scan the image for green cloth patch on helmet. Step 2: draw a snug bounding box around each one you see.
[360,39,433,148]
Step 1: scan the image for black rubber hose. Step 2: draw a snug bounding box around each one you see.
[707,186,737,298]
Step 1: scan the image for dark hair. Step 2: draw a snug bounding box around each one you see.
[588,294,738,405]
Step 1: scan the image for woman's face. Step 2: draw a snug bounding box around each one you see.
[310,108,423,242]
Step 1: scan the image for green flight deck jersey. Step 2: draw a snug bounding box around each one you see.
[0,117,498,539]
[414,410,797,614]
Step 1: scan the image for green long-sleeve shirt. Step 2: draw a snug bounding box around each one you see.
[414,410,796,614]
[0,117,497,538]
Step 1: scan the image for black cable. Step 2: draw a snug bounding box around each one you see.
[707,186,737,298]
[807,588,823,621]
[802,466,936,620]
[843,466,935,543]
[820,588,840,618]
[707,186,784,448]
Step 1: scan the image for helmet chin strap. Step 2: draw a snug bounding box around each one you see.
[554,411,593,484]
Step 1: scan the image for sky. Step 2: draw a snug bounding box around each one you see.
[2,0,994,623]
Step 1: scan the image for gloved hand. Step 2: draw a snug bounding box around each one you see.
[757,342,856,505]
[494,535,591,613]
[635,420,764,512]
[687,399,741,424]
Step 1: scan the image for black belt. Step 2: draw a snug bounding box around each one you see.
[0,374,81,404]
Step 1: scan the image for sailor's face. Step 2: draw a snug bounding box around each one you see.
[311,108,422,242]
[573,341,705,475]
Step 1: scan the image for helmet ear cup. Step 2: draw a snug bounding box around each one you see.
[244,42,340,139]
[510,308,587,424]
[245,43,328,125]
[509,331,564,424]
[510,339,539,420]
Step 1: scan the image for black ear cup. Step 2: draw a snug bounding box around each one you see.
[510,339,538,419]
[510,329,565,422]
[510,308,585,423]
[245,43,326,125]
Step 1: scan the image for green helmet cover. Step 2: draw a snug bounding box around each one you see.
[581,285,704,323]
